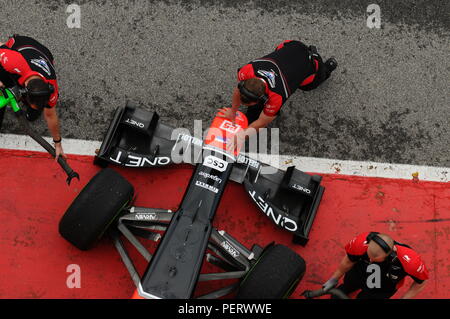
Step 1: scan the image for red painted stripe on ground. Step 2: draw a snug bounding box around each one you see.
[0,150,448,299]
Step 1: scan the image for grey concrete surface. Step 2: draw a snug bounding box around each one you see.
[0,0,449,167]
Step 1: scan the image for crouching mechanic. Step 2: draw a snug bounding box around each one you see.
[322,232,429,299]
[0,34,65,160]
[219,40,337,150]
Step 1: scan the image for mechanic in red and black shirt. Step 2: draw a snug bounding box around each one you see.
[322,232,429,299]
[220,40,337,132]
[0,34,65,160]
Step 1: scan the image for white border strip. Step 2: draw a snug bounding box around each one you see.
[248,153,449,183]
[0,133,448,182]
[0,133,101,156]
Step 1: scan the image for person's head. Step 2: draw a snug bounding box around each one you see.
[238,78,267,106]
[24,77,53,109]
[367,233,395,263]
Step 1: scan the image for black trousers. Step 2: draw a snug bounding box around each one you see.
[299,53,332,91]
[336,265,397,299]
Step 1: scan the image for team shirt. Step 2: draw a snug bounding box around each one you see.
[0,35,58,108]
[237,40,317,117]
[345,232,429,290]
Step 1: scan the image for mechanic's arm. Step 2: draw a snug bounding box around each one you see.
[401,280,427,299]
[231,87,241,112]
[330,255,356,280]
[218,88,242,122]
[43,106,66,160]
[247,112,276,132]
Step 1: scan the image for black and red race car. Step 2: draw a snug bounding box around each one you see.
[58,102,324,299]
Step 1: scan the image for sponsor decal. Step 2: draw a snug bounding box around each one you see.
[214,136,228,144]
[221,240,240,258]
[237,155,260,169]
[403,255,411,262]
[109,151,170,167]
[257,69,276,88]
[13,68,21,74]
[135,213,157,221]
[178,133,202,147]
[198,171,222,184]
[219,120,241,134]
[291,183,312,194]
[248,190,298,232]
[195,180,219,193]
[30,58,51,76]
[125,118,145,128]
[203,155,228,172]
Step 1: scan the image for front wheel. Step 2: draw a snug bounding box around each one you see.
[236,244,306,299]
[59,168,134,250]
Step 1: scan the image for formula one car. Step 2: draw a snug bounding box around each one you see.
[59,102,325,299]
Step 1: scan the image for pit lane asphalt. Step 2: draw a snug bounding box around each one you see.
[1,0,449,167]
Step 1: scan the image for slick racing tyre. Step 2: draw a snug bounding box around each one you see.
[236,244,306,299]
[59,168,134,250]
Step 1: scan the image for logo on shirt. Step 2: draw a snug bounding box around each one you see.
[30,58,51,76]
[257,69,276,88]
[1,52,8,64]
[417,263,425,273]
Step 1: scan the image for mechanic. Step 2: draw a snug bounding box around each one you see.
[322,232,429,299]
[0,34,65,160]
[220,39,337,128]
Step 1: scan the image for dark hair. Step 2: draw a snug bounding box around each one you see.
[240,78,266,104]
[26,78,51,109]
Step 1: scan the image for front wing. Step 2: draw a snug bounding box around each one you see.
[95,102,324,245]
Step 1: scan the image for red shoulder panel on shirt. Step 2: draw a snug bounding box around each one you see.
[345,232,370,256]
[396,245,429,281]
[5,37,15,48]
[47,79,59,108]
[237,64,256,81]
[263,92,283,117]
[0,48,38,85]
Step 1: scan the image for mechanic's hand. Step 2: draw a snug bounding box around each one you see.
[55,143,67,162]
[322,278,338,292]
[217,107,236,123]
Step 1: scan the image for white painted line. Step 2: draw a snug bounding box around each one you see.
[248,153,449,183]
[0,133,101,156]
[0,133,448,182]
